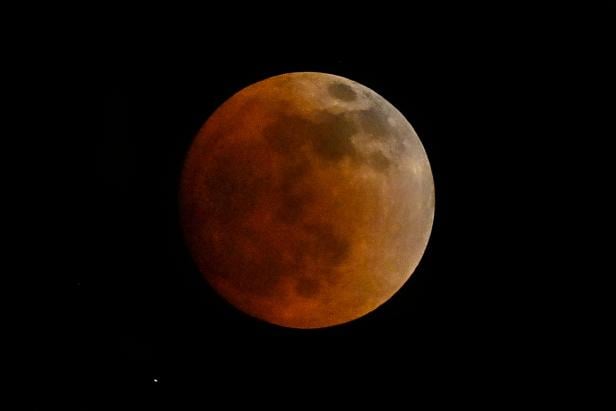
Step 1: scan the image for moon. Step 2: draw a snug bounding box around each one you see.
[181,72,434,329]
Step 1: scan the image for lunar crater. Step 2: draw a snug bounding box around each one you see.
[328,82,357,101]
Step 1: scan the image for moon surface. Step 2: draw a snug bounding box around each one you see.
[181,72,434,328]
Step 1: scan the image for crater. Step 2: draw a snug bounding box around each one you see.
[328,82,357,101]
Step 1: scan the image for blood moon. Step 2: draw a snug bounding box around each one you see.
[181,72,434,329]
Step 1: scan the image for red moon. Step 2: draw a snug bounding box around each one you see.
[181,72,434,328]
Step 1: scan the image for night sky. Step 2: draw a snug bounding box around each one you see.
[95,53,511,392]
[33,7,611,407]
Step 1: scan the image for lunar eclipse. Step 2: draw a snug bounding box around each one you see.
[181,72,434,328]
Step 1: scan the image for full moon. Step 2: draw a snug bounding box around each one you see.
[181,72,434,328]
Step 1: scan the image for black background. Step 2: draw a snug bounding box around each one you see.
[43,6,612,407]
